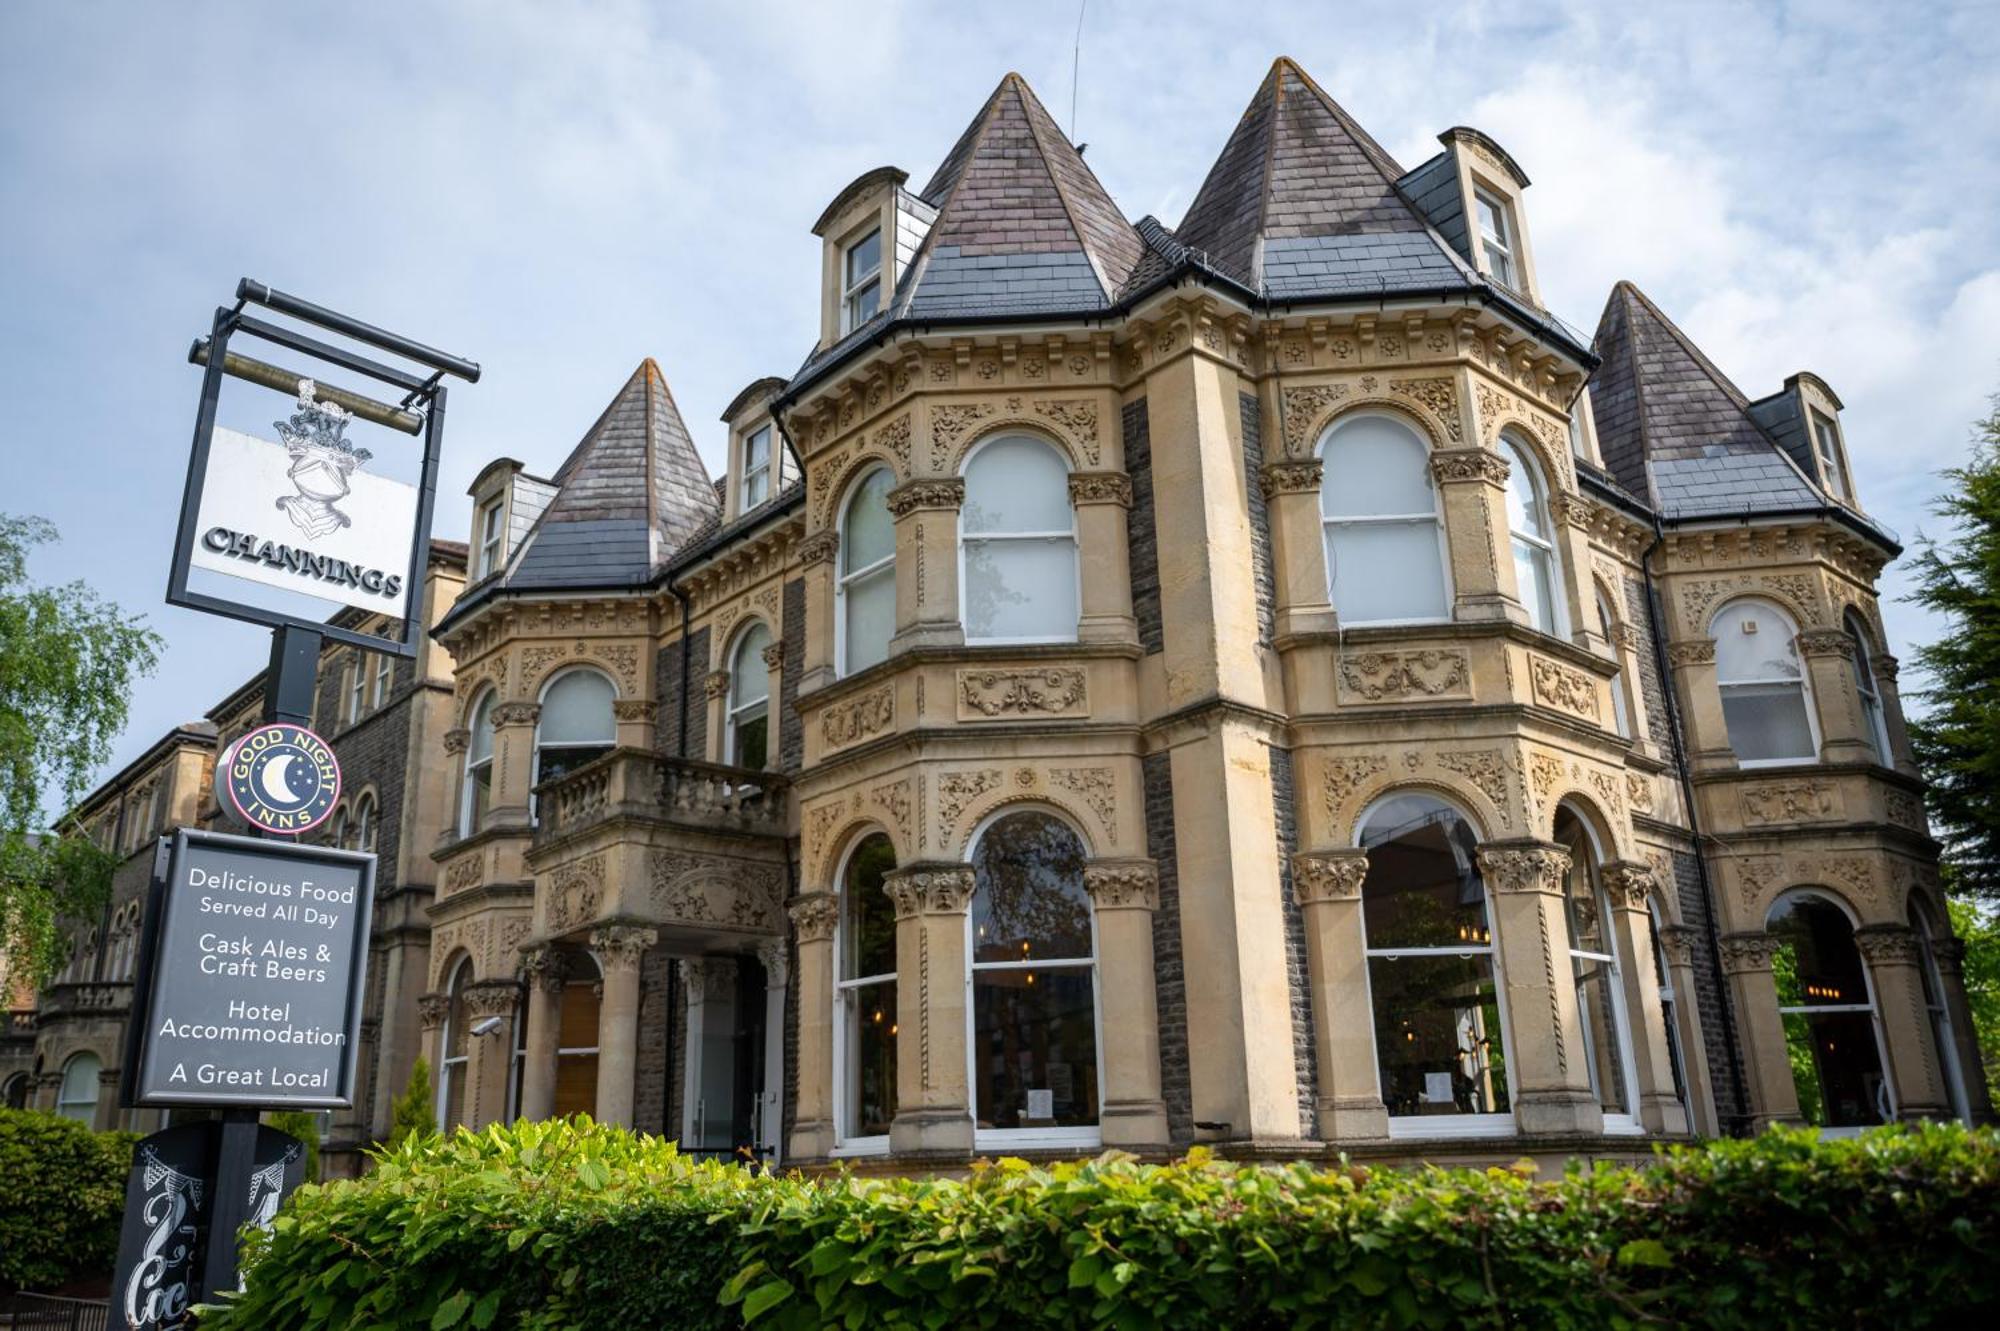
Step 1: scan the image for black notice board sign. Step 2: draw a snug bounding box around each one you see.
[125,828,375,1110]
[110,1121,306,1329]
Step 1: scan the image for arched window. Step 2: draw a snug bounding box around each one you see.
[1598,587,1631,738]
[554,953,602,1118]
[536,669,616,793]
[1766,892,1889,1129]
[1845,613,1891,765]
[1554,808,1637,1129]
[1503,435,1561,634]
[961,436,1078,643]
[1,1073,27,1110]
[1319,413,1449,625]
[461,693,496,836]
[1712,600,1817,765]
[354,793,378,856]
[838,467,895,675]
[834,833,897,1147]
[969,811,1098,1142]
[373,652,394,710]
[1910,902,1970,1123]
[330,807,350,852]
[438,957,473,1129]
[725,625,772,771]
[1647,900,1691,1113]
[56,1052,100,1124]
[1358,793,1509,1130]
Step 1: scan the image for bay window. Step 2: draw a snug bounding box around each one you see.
[838,467,895,675]
[1320,413,1449,625]
[835,834,897,1148]
[961,436,1078,644]
[1711,600,1818,765]
[1502,435,1560,635]
[1767,892,1890,1131]
[535,669,616,792]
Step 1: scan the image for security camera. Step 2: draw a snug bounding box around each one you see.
[470,1015,504,1038]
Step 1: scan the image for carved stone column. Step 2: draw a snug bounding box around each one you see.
[1069,472,1138,645]
[1666,639,1733,771]
[887,478,965,653]
[1798,629,1876,764]
[702,671,731,765]
[488,702,540,830]
[460,980,521,1128]
[1656,923,1720,1136]
[1928,937,1994,1123]
[1854,925,1949,1121]
[1083,860,1168,1146]
[1430,448,1527,626]
[1261,460,1335,639]
[1718,931,1802,1129]
[886,864,976,1154]
[796,529,840,695]
[1600,862,1690,1135]
[1476,841,1601,1134]
[590,924,656,1127]
[760,641,785,769]
[787,893,838,1159]
[681,956,740,1147]
[612,697,658,752]
[1294,849,1387,1140]
[1547,492,1599,653]
[517,948,567,1122]
[755,937,790,1161]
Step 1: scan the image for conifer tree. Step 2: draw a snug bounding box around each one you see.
[387,1056,435,1150]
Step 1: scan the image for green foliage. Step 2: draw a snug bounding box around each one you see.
[265,1111,323,1184]
[200,1117,2000,1331]
[1910,396,2000,897]
[0,513,163,983]
[1948,895,2000,1089]
[386,1056,435,1151]
[0,1107,138,1293]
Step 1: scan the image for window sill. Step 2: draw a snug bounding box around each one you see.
[830,1136,891,1158]
[974,1127,1102,1152]
[1386,1113,1516,1141]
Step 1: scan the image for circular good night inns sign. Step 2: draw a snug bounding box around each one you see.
[220,723,341,835]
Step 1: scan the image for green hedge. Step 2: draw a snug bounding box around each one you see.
[201,1117,2000,1330]
[0,1108,138,1293]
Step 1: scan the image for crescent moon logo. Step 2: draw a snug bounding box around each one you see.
[222,723,341,836]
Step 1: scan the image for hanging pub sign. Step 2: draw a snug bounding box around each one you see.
[215,721,342,835]
[124,828,375,1110]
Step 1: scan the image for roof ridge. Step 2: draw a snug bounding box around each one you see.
[1616,280,1755,413]
[1012,74,1127,301]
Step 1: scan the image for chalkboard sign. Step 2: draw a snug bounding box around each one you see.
[126,829,375,1109]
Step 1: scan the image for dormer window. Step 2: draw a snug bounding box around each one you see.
[742,425,772,511]
[476,497,504,578]
[1810,411,1851,502]
[843,228,883,332]
[1474,190,1516,289]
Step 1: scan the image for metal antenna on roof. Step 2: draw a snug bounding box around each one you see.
[1069,0,1087,143]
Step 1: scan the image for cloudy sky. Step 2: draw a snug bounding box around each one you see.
[4,0,1997,816]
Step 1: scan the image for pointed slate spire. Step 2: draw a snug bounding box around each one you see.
[900,72,1144,317]
[1588,282,1822,519]
[511,360,719,588]
[1175,57,1474,299]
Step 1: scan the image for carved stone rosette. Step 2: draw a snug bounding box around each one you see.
[1259,458,1324,497]
[491,702,540,728]
[462,979,522,1018]
[590,924,659,971]
[788,892,838,944]
[1067,471,1133,507]
[1429,447,1511,486]
[521,946,569,993]
[886,477,966,517]
[1600,860,1659,909]
[796,529,841,567]
[1292,850,1370,904]
[417,992,451,1029]
[1083,860,1160,911]
[1718,931,1782,974]
[1476,842,1572,894]
[1853,925,1923,966]
[702,670,732,700]
[884,864,977,919]
[442,727,471,756]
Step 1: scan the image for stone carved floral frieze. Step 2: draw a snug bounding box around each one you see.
[1388,378,1462,442]
[821,685,894,750]
[1067,472,1132,506]
[1436,749,1510,819]
[1337,649,1468,702]
[1321,753,1389,821]
[1082,861,1159,910]
[1292,851,1369,903]
[1719,931,1783,973]
[885,478,964,517]
[1529,655,1600,720]
[1281,384,1349,455]
[1259,459,1324,497]
[546,856,605,932]
[937,769,1002,839]
[1051,766,1118,843]
[957,667,1088,718]
[1740,779,1837,826]
[1476,844,1572,894]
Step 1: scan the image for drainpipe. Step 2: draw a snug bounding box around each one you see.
[1641,516,1750,1133]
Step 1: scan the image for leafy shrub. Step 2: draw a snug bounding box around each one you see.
[0,1107,138,1293]
[202,1118,2000,1330]
[385,1055,434,1152]
[264,1110,322,1183]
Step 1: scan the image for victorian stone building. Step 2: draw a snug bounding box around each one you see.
[17,58,1986,1171]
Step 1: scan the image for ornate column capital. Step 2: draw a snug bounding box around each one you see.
[1259,458,1324,498]
[702,670,732,700]
[796,528,841,567]
[521,946,569,993]
[590,924,658,971]
[755,936,790,989]
[1930,935,1965,976]
[1875,652,1901,684]
[886,477,965,517]
[1656,923,1701,968]
[1548,492,1595,531]
[1796,629,1856,660]
[761,641,786,671]
[788,892,839,944]
[682,955,738,1003]
[1067,471,1133,507]
[1429,447,1511,487]
[1600,860,1660,909]
[442,727,470,756]
[417,992,451,1029]
[461,979,522,1018]
[1608,622,1642,652]
[612,698,659,723]
[884,863,977,919]
[1083,860,1160,911]
[1668,640,1717,668]
[491,701,540,728]
[1475,840,1572,894]
[1292,849,1370,904]
[1853,924,1923,966]
[1718,930,1781,975]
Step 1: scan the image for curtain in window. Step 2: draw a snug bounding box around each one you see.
[840,468,895,674]
[1712,601,1816,763]
[1320,415,1448,624]
[962,437,1078,643]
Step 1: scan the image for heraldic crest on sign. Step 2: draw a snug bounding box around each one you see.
[275,379,373,539]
